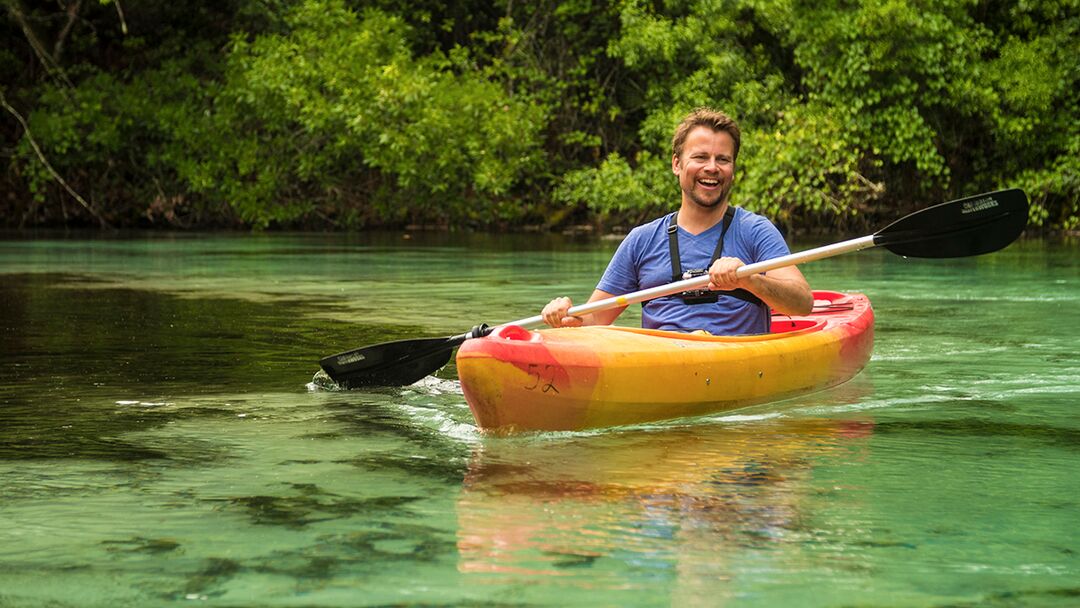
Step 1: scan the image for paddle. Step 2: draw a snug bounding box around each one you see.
[320,188,1028,388]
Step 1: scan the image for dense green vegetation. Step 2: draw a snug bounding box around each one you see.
[2,0,1077,232]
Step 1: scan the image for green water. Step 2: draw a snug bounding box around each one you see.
[1,231,1077,607]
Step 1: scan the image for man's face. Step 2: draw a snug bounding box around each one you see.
[672,126,736,210]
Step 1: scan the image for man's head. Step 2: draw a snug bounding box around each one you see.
[671,108,741,163]
[671,108,740,210]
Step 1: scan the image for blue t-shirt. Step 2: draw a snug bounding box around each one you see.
[597,207,791,335]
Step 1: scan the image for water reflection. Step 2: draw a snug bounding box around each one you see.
[456,417,874,600]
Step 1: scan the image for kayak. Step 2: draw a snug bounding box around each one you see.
[455,290,873,433]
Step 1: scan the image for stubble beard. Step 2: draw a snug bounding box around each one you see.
[687,181,732,210]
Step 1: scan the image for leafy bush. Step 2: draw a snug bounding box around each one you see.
[556,0,1079,231]
[3,0,1077,231]
[178,1,548,228]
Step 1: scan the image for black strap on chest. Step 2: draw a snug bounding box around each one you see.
[666,207,764,306]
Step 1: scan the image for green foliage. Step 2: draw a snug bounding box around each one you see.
[555,151,672,221]
[180,1,547,228]
[558,0,1079,231]
[739,104,881,227]
[2,0,1077,231]
[979,2,1080,228]
[11,56,218,225]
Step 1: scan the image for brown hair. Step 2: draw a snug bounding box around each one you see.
[671,107,741,162]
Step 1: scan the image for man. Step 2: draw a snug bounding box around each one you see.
[541,107,813,334]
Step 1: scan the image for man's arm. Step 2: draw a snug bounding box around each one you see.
[707,259,814,316]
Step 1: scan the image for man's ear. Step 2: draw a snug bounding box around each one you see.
[671,154,680,175]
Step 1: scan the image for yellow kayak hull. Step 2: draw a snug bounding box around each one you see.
[456,291,874,432]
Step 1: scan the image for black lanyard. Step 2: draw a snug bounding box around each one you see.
[667,206,736,281]
[665,206,764,306]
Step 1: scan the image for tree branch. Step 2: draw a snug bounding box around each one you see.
[113,0,127,35]
[4,0,74,88]
[53,0,83,61]
[0,89,112,228]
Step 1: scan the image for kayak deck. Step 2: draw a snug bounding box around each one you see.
[456,291,874,433]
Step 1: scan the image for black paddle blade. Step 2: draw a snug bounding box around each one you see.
[873,189,1029,258]
[319,336,459,388]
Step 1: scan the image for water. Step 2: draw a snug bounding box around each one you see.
[1,231,1077,606]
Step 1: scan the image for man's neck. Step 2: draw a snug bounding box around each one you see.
[677,200,729,235]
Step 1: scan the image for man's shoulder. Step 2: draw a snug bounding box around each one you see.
[731,206,790,258]
[733,206,783,238]
[733,206,773,226]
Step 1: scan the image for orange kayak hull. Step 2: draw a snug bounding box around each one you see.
[456,291,874,433]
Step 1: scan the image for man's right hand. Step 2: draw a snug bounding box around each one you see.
[541,296,583,328]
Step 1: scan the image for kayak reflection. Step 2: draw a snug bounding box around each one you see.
[455,416,874,600]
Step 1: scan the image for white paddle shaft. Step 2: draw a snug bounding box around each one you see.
[507,235,877,330]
